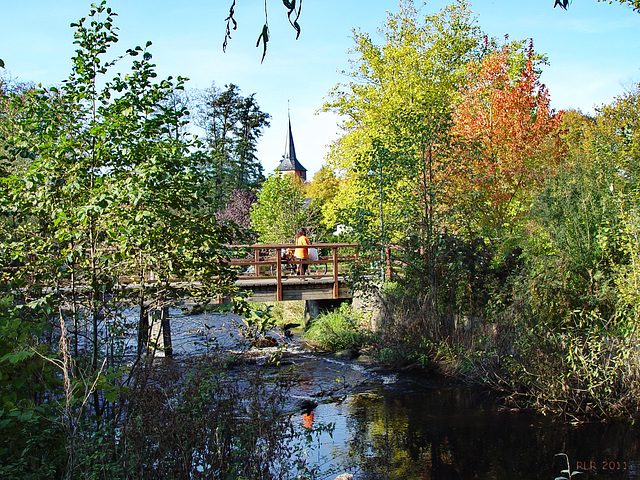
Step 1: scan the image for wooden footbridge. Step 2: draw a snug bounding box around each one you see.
[226,243,359,302]
[149,242,359,356]
[4,243,361,357]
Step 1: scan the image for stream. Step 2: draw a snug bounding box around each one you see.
[143,307,640,480]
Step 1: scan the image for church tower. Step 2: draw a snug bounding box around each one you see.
[275,111,307,181]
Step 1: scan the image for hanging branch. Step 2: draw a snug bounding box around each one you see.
[223,0,303,62]
[553,0,569,8]
[282,0,303,39]
[256,0,270,63]
[222,0,238,53]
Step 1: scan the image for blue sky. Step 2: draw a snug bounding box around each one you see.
[1,0,638,177]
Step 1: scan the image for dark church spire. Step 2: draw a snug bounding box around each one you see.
[276,107,307,180]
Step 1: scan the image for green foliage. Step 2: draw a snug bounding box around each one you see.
[305,303,372,351]
[323,0,483,246]
[522,148,623,328]
[305,166,342,240]
[0,1,241,474]
[253,300,305,326]
[554,453,583,480]
[194,83,270,205]
[504,319,640,419]
[498,99,640,419]
[0,296,64,480]
[240,304,277,339]
[0,78,36,177]
[250,173,311,243]
[2,0,238,337]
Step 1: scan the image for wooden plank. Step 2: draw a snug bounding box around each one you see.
[254,248,261,277]
[229,242,359,249]
[246,285,352,303]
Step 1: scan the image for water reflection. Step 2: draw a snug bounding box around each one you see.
[314,381,640,479]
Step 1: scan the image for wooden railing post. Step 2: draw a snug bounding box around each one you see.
[386,246,392,280]
[254,247,261,277]
[161,305,173,356]
[276,247,283,301]
[332,246,339,299]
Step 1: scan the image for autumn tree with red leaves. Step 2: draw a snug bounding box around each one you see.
[452,41,563,239]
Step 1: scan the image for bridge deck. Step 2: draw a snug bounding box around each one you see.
[236,275,351,302]
[227,242,358,302]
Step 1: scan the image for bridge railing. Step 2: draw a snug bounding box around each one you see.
[226,243,359,301]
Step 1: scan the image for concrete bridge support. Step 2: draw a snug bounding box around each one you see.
[303,286,388,330]
[351,286,387,331]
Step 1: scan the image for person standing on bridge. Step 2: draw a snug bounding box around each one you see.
[294,227,310,275]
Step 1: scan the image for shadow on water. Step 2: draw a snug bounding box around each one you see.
[160,308,640,480]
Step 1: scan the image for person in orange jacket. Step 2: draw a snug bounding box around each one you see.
[294,227,309,275]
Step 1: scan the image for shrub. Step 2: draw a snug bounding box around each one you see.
[502,318,640,420]
[305,303,372,351]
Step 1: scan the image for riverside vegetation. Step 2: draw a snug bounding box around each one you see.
[2,1,640,478]
[0,3,323,478]
[305,0,640,423]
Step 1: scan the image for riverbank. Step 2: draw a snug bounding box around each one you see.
[160,314,640,480]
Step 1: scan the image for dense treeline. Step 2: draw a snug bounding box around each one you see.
[310,1,640,421]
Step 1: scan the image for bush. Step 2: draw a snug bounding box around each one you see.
[305,303,373,351]
[252,301,305,327]
[502,319,640,420]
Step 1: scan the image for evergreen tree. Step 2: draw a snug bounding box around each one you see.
[195,83,270,204]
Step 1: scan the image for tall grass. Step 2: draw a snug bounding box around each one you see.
[304,303,373,352]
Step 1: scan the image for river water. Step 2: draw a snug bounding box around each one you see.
[154,307,640,480]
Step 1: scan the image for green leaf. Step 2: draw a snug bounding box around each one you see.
[1,350,33,364]
[256,24,269,63]
[0,58,5,68]
[104,388,118,402]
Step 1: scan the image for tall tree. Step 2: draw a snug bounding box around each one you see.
[216,187,258,243]
[322,0,483,245]
[305,165,342,239]
[597,83,640,322]
[233,93,269,189]
[451,41,563,239]
[250,174,310,243]
[196,83,270,203]
[0,2,237,456]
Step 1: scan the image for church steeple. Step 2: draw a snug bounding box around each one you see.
[276,109,307,181]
